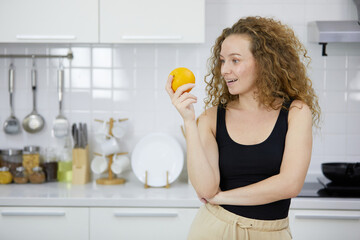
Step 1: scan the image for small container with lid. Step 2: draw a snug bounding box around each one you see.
[29,166,45,184]
[0,149,23,176]
[23,146,40,175]
[0,166,13,184]
[14,166,28,184]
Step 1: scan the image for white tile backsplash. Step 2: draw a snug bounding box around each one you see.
[71,47,91,67]
[93,69,112,88]
[0,0,360,177]
[92,48,112,68]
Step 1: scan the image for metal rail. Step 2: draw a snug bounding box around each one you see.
[0,49,73,60]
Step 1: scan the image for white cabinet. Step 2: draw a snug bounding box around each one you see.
[0,0,98,43]
[0,207,89,240]
[99,0,205,43]
[289,209,360,240]
[90,207,198,240]
[0,0,204,44]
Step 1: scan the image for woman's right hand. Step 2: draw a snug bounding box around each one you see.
[165,75,197,123]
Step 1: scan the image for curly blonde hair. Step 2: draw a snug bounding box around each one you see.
[204,16,321,127]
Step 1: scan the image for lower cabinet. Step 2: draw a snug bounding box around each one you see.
[0,206,198,240]
[7,206,359,239]
[289,209,360,240]
[90,207,198,240]
[0,207,89,240]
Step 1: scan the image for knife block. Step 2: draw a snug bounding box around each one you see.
[72,146,90,184]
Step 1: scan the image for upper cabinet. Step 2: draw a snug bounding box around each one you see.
[100,0,205,43]
[0,0,99,43]
[0,0,205,44]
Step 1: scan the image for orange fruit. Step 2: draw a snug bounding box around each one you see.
[169,67,195,92]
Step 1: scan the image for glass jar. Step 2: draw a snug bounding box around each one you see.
[0,166,13,184]
[0,149,23,176]
[14,166,28,184]
[42,147,58,182]
[23,146,40,175]
[29,166,45,184]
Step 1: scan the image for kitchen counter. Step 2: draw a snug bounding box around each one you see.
[0,174,359,210]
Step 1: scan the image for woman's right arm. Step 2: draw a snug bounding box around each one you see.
[165,75,220,199]
[185,110,220,199]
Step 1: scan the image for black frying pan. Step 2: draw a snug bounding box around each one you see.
[322,162,360,185]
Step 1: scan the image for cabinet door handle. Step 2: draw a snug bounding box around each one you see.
[295,214,360,220]
[1,210,66,217]
[16,35,76,40]
[122,35,182,40]
[114,212,178,217]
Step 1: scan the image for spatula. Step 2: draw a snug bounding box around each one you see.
[52,64,69,138]
[3,63,21,134]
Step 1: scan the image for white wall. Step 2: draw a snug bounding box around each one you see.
[0,0,359,177]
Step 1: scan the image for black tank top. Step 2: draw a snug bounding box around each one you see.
[216,103,291,220]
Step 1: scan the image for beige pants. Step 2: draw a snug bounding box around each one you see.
[188,204,292,240]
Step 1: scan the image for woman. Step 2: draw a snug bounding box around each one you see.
[165,16,320,240]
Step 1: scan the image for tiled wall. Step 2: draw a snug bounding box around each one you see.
[0,0,359,176]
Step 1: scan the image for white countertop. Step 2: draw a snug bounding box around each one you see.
[0,174,359,210]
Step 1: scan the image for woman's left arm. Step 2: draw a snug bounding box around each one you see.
[206,100,313,206]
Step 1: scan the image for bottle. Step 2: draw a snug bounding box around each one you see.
[42,148,58,182]
[29,166,45,184]
[57,148,72,183]
[14,166,28,184]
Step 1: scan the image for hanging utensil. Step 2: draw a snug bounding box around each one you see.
[3,63,21,134]
[52,61,69,138]
[22,58,45,133]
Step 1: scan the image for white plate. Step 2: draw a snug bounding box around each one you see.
[131,132,184,187]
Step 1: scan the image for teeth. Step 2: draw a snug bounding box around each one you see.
[227,79,237,83]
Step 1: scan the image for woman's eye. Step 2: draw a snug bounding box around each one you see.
[220,59,225,64]
[233,59,239,63]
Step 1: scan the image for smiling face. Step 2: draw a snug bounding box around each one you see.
[220,34,257,97]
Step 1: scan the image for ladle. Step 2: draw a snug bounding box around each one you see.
[22,59,45,133]
[3,63,21,134]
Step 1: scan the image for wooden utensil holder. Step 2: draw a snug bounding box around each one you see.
[72,146,90,184]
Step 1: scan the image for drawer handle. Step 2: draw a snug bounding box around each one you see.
[16,35,76,40]
[295,214,360,220]
[114,212,178,217]
[122,35,182,40]
[1,210,66,217]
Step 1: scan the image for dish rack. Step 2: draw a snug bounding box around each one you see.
[144,171,170,189]
[94,117,128,185]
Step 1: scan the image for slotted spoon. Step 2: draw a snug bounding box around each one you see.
[3,63,21,134]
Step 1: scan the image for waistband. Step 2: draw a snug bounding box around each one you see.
[205,203,289,240]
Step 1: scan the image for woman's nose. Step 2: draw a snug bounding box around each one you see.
[221,61,231,76]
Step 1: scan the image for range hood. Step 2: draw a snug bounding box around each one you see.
[308,0,360,56]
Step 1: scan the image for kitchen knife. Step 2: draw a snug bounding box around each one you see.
[78,123,83,148]
[73,126,78,148]
[83,123,88,147]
